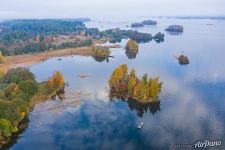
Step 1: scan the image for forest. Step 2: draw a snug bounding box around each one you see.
[0,19,164,56]
[0,68,65,145]
[108,64,163,103]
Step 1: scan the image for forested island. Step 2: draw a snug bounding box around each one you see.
[0,68,65,146]
[91,45,111,62]
[126,39,138,52]
[131,20,157,27]
[109,64,163,103]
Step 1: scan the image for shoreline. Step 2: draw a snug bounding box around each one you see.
[0,46,92,71]
[0,44,121,72]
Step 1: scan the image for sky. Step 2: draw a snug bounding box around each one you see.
[0,0,225,20]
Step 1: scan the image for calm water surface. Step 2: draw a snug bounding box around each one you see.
[11,18,225,150]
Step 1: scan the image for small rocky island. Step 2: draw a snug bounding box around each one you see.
[178,54,189,65]
[165,25,184,32]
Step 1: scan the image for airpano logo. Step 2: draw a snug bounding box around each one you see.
[194,140,222,149]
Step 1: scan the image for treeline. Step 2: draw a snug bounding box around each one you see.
[0,19,164,56]
[85,28,154,43]
[1,19,85,36]
[0,20,89,56]
[0,68,65,145]
[109,64,162,103]
[0,20,85,45]
[7,39,92,55]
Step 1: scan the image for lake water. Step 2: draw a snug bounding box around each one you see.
[10,17,225,150]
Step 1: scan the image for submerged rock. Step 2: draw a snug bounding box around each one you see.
[166,25,184,32]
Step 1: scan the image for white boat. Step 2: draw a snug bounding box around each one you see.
[137,123,144,129]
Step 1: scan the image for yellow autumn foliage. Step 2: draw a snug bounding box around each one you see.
[47,71,65,91]
[108,64,128,88]
[0,51,4,63]
[0,68,6,78]
[126,39,138,52]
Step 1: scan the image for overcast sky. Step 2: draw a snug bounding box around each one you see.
[0,0,225,20]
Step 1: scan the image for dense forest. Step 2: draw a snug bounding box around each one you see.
[0,68,65,145]
[109,64,163,103]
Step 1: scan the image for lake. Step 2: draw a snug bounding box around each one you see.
[10,17,225,150]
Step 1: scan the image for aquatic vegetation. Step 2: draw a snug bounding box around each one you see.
[109,64,162,103]
[126,39,138,52]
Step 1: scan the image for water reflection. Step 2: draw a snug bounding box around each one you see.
[166,31,183,36]
[111,98,161,118]
[92,56,109,63]
[154,38,164,43]
[125,51,138,59]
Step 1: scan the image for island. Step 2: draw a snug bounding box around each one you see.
[126,39,138,52]
[131,23,144,28]
[108,64,163,103]
[91,45,111,62]
[0,68,65,146]
[153,32,165,43]
[142,20,157,25]
[178,54,189,65]
[165,25,184,32]
[131,20,157,27]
